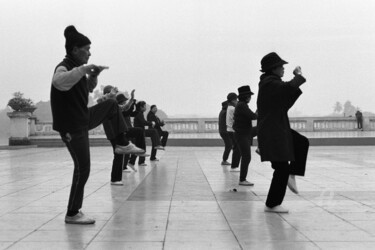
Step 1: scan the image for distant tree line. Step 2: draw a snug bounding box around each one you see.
[333,100,359,117]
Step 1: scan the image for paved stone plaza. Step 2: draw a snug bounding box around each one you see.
[1,145,375,249]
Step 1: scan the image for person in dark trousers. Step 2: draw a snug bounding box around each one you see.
[218,100,232,165]
[50,26,144,225]
[133,101,164,166]
[226,92,241,171]
[98,86,149,184]
[147,105,169,161]
[257,52,309,213]
[233,86,258,186]
[355,110,363,130]
[116,92,140,172]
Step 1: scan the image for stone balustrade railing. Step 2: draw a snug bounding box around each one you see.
[6,111,375,145]
[28,116,375,136]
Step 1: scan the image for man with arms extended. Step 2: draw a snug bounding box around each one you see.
[51,26,143,224]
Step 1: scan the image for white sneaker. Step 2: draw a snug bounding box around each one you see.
[230,168,240,172]
[138,163,147,167]
[239,180,254,186]
[65,211,95,224]
[127,163,137,172]
[287,175,299,194]
[264,205,289,213]
[111,181,124,186]
[155,145,165,150]
[137,152,150,157]
[255,148,260,155]
[123,168,131,173]
[115,142,145,155]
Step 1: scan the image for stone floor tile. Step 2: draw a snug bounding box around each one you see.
[94,229,165,241]
[165,230,237,242]
[240,241,320,250]
[2,146,375,248]
[315,242,375,250]
[85,242,163,250]
[0,230,33,241]
[7,242,87,250]
[234,227,309,242]
[164,241,242,250]
[20,229,98,243]
[0,242,13,250]
[300,229,375,241]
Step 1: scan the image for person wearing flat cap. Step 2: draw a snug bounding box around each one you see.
[257,52,309,214]
[50,26,144,225]
[232,86,258,186]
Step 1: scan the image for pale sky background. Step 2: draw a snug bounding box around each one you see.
[1,0,374,117]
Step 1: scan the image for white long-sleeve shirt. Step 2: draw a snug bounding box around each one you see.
[52,65,97,92]
[226,105,235,132]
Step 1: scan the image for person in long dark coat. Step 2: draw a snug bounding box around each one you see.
[257,52,309,213]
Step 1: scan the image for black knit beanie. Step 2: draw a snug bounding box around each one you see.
[64,25,91,54]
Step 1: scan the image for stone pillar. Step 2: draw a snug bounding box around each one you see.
[7,111,32,145]
[363,116,369,131]
[29,116,37,135]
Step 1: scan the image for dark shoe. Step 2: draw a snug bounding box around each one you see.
[221,161,231,166]
[150,158,159,162]
[111,181,124,186]
[239,180,254,186]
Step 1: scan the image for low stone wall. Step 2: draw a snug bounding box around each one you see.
[6,113,375,145]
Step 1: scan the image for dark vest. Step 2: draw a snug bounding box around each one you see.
[50,56,89,133]
[218,108,227,133]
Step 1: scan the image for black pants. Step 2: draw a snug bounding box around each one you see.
[357,119,363,129]
[111,127,145,181]
[61,100,129,214]
[266,130,309,207]
[219,132,232,161]
[266,161,290,208]
[234,132,251,182]
[228,132,240,169]
[150,130,169,160]
[132,128,161,164]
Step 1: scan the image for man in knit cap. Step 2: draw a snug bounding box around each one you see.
[50,26,144,224]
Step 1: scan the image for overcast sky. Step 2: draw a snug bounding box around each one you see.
[1,0,374,117]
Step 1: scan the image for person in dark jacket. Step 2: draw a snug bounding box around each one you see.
[147,105,169,161]
[116,92,140,172]
[233,85,258,186]
[355,110,363,130]
[218,101,232,165]
[50,26,144,225]
[133,101,164,166]
[98,87,149,184]
[257,52,309,213]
